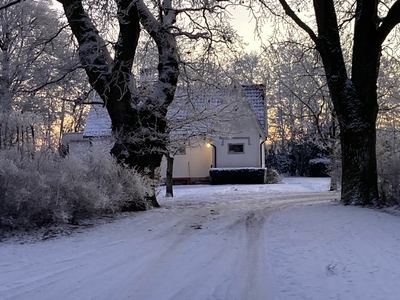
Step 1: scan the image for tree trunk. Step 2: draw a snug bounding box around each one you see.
[340,121,379,205]
[329,140,340,191]
[165,154,174,197]
[0,23,12,112]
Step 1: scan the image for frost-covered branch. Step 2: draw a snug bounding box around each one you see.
[273,0,317,42]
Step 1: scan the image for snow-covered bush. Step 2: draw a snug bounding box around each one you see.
[0,149,151,231]
[377,130,400,205]
[265,168,282,184]
[266,154,295,175]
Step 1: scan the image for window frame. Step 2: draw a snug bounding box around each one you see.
[228,143,245,154]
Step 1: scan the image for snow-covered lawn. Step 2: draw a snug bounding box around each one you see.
[1,177,400,300]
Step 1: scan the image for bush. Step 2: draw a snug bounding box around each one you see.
[308,158,330,177]
[266,154,295,174]
[377,130,400,206]
[210,168,268,184]
[265,168,282,184]
[0,149,151,231]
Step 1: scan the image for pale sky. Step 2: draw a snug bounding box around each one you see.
[228,6,264,52]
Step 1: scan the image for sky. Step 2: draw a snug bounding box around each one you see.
[228,6,264,51]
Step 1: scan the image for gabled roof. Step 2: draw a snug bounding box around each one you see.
[83,93,111,138]
[168,83,266,135]
[241,84,265,130]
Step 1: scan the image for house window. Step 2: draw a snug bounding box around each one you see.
[175,147,186,155]
[228,143,244,154]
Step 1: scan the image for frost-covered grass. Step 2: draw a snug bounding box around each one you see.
[0,149,151,231]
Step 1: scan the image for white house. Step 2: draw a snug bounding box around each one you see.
[164,83,266,184]
[62,83,266,184]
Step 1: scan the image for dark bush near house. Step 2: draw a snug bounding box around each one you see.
[210,168,271,184]
[266,154,295,175]
[308,158,330,177]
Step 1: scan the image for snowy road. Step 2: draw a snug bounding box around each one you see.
[2,178,400,299]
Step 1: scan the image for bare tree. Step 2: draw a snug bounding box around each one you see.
[57,0,237,207]
[0,0,24,10]
[259,0,400,206]
[0,0,89,147]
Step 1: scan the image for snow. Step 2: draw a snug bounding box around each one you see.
[1,177,400,299]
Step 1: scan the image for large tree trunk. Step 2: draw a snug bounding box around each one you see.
[0,21,12,112]
[340,120,379,205]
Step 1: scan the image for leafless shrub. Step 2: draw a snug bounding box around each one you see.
[377,130,400,206]
[0,149,151,231]
[265,168,282,184]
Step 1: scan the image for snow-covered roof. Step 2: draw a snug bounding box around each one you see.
[168,84,266,133]
[83,103,111,138]
[241,84,265,130]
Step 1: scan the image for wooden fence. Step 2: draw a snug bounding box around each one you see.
[0,112,41,154]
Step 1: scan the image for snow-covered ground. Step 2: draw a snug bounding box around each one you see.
[1,177,400,300]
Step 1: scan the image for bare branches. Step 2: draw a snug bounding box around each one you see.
[24,64,83,94]
[271,0,317,42]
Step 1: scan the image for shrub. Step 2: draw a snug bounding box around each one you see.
[266,154,295,175]
[210,168,268,184]
[308,158,330,177]
[265,168,282,184]
[377,130,400,206]
[0,149,151,231]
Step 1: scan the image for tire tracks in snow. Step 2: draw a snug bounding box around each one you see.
[0,190,338,300]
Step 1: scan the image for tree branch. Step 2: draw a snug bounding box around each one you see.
[377,0,400,45]
[136,0,160,37]
[114,0,140,68]
[273,0,318,43]
[110,0,141,101]
[24,64,83,93]
[57,0,112,97]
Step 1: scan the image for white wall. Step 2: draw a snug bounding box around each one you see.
[173,140,212,178]
[214,129,263,168]
[65,135,114,158]
[160,138,212,181]
[213,117,264,168]
[68,140,91,157]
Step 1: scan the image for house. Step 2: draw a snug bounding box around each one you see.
[61,93,113,157]
[164,83,266,184]
[62,83,267,184]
